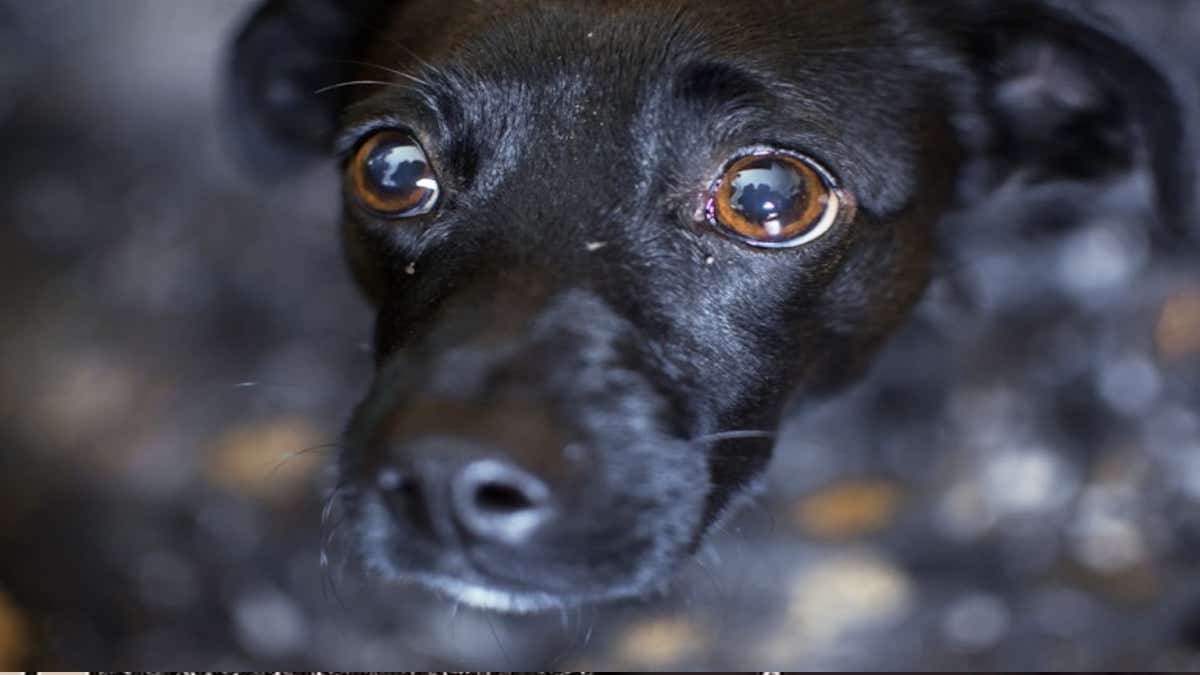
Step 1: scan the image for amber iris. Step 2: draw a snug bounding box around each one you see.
[351,130,440,217]
[711,152,837,246]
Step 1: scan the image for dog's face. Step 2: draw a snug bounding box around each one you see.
[229,0,1195,611]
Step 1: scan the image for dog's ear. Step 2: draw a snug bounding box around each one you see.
[942,0,1198,235]
[224,0,391,178]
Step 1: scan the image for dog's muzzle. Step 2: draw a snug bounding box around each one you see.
[339,290,711,609]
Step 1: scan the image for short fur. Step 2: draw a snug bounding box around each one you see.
[227,0,1196,611]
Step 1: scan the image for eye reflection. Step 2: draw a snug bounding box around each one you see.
[368,145,431,191]
[728,159,808,237]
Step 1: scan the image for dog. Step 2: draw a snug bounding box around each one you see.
[226,0,1196,612]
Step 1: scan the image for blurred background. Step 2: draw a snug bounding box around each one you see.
[1,0,1200,669]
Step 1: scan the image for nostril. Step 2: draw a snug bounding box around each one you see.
[475,481,536,514]
[452,458,553,545]
[377,467,433,533]
[377,467,408,492]
[378,468,422,499]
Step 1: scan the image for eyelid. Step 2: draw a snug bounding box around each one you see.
[717,144,840,184]
[334,112,436,160]
[336,120,405,160]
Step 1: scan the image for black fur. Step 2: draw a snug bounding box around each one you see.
[227,0,1197,611]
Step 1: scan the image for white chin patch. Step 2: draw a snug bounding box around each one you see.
[422,575,565,613]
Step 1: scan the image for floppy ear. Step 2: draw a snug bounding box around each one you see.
[948,0,1198,235]
[224,0,391,178]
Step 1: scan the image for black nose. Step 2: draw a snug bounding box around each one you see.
[378,448,557,547]
[450,458,554,545]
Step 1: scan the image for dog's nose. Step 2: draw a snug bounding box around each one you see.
[369,389,571,547]
[376,438,559,548]
[451,458,554,545]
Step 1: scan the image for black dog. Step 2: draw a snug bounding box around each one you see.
[227,0,1196,612]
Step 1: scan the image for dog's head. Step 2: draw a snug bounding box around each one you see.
[228,0,1195,611]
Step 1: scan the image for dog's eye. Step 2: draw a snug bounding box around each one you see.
[350,130,440,218]
[707,151,845,247]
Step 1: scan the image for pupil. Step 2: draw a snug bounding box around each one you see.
[729,158,806,232]
[366,143,430,196]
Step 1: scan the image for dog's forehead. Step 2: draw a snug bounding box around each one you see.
[382,0,898,79]
[383,0,889,43]
[355,0,930,213]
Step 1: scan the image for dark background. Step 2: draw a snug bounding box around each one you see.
[2,0,1200,669]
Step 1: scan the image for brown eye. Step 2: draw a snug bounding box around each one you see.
[351,130,440,218]
[707,150,848,248]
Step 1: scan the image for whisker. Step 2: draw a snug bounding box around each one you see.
[328,58,436,87]
[320,487,346,551]
[321,487,341,528]
[324,514,348,548]
[319,513,351,615]
[690,546,727,602]
[691,429,777,444]
[314,79,411,95]
[485,613,516,668]
[231,380,307,391]
[583,620,595,648]
[702,541,724,567]
[268,442,340,476]
[555,601,596,668]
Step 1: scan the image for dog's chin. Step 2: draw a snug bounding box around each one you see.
[399,573,574,613]
[360,552,664,614]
